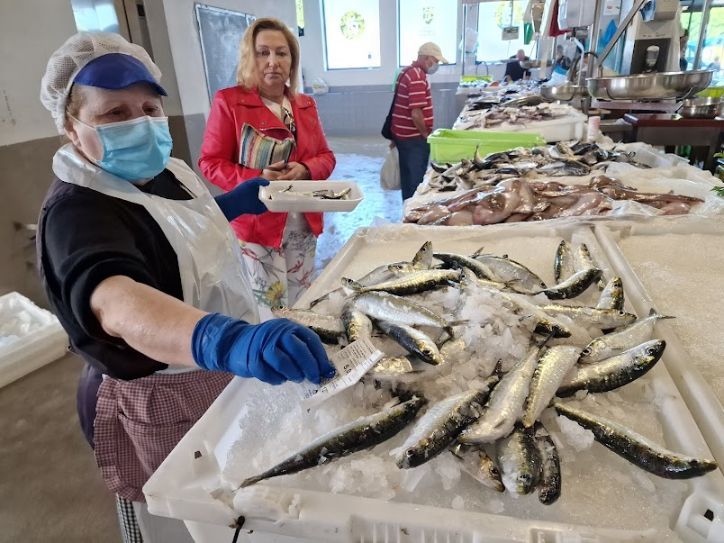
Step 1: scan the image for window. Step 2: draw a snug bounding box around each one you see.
[399,0,458,65]
[296,0,305,36]
[322,0,381,69]
[476,1,527,63]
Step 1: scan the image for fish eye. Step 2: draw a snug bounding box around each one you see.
[582,348,592,355]
[618,311,626,316]
[646,348,656,355]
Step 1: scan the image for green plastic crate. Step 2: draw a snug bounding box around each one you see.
[427,129,545,163]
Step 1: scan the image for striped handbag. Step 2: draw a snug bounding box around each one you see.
[238,123,295,169]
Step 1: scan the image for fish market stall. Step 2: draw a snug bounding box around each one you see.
[453,102,588,143]
[144,222,724,543]
[403,141,722,227]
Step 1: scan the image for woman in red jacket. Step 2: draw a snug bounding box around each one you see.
[199,17,335,314]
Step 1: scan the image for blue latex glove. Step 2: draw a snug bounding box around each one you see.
[191,313,336,385]
[214,177,270,220]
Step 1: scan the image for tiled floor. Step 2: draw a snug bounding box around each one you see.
[316,137,403,270]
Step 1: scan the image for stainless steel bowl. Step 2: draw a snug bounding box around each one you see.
[540,83,589,101]
[586,70,714,101]
[679,96,723,118]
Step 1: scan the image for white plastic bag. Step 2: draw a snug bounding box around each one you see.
[380,147,401,190]
[311,78,329,95]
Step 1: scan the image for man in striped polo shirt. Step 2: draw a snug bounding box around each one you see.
[391,42,448,200]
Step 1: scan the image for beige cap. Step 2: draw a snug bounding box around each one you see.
[418,42,449,64]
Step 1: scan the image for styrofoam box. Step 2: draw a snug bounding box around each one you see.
[0,292,68,388]
[145,222,724,543]
[453,107,587,142]
[259,181,363,213]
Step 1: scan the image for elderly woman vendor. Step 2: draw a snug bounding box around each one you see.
[38,32,333,541]
[199,18,336,314]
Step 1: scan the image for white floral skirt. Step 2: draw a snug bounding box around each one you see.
[240,213,317,319]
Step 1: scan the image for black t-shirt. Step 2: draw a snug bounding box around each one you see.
[37,169,193,380]
[504,56,531,81]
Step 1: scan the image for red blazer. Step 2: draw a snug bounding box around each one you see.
[199,86,336,248]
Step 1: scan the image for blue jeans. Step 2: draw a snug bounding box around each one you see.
[395,137,430,200]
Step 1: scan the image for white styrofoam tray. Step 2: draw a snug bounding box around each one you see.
[453,107,587,143]
[259,181,363,213]
[0,291,68,388]
[593,217,724,474]
[145,222,724,543]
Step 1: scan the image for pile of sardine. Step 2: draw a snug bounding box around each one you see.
[240,241,717,500]
[405,144,702,225]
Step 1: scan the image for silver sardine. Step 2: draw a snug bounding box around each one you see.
[557,339,666,396]
[397,376,499,468]
[496,425,541,494]
[579,310,673,363]
[553,400,717,479]
[459,347,540,444]
[240,397,426,488]
[522,345,581,428]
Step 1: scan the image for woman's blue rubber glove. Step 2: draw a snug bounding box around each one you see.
[191,313,336,385]
[214,177,270,220]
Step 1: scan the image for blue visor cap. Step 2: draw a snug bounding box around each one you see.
[74,53,167,96]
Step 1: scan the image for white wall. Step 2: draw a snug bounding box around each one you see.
[0,0,78,146]
[148,0,297,119]
[299,0,464,88]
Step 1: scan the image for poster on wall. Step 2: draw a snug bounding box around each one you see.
[323,0,381,69]
[399,0,457,65]
[195,3,255,101]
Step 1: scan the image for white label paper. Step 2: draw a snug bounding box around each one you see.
[300,337,384,406]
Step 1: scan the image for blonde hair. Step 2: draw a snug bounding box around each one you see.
[237,18,300,95]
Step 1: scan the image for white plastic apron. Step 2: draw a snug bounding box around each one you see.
[53,145,261,530]
[53,144,259,325]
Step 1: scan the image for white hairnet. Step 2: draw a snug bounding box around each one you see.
[40,32,163,133]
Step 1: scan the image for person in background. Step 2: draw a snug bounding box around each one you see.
[199,17,335,315]
[390,42,448,200]
[504,49,531,82]
[679,30,689,71]
[553,44,572,73]
[39,32,333,542]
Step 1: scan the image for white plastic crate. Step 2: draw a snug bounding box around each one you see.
[145,222,724,543]
[0,292,68,388]
[593,217,724,473]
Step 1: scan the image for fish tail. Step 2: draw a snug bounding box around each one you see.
[649,308,675,320]
[471,245,486,258]
[238,474,265,488]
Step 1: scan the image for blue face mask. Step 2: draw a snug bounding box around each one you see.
[78,115,173,181]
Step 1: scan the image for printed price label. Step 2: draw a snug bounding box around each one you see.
[300,337,384,406]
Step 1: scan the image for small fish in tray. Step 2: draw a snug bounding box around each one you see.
[273,185,351,200]
[553,401,717,479]
[239,396,426,488]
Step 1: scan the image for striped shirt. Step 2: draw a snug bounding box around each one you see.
[391,61,433,140]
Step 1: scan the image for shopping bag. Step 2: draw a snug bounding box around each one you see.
[380,147,401,190]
